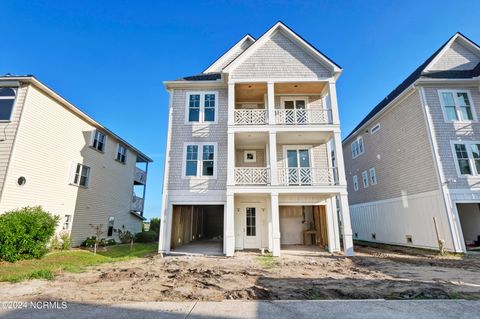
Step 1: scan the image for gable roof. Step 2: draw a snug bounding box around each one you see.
[344,32,480,142]
[222,21,342,75]
[203,34,255,74]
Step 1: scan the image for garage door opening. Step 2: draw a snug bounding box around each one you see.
[170,205,224,255]
[457,203,480,251]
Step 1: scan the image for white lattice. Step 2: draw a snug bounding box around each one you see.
[235,167,270,185]
[234,109,268,125]
[277,168,337,186]
[275,109,331,125]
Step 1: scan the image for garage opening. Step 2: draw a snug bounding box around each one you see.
[457,203,480,251]
[170,205,224,255]
[279,205,328,253]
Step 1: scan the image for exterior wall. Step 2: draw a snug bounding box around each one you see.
[235,149,266,167]
[276,143,328,169]
[166,88,228,194]
[430,41,480,71]
[0,84,28,197]
[0,85,142,246]
[343,90,439,204]
[350,189,454,250]
[231,30,332,79]
[215,39,254,72]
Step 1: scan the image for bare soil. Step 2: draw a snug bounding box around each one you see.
[1,245,480,302]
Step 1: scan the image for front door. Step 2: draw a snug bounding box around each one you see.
[287,149,312,185]
[244,207,260,248]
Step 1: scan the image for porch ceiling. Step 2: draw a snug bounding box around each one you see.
[276,131,332,144]
[274,82,327,95]
[235,83,267,103]
[235,132,268,148]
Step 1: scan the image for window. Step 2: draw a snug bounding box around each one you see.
[451,141,480,176]
[351,136,364,159]
[186,92,217,123]
[369,168,377,185]
[0,88,16,121]
[72,163,90,187]
[471,144,480,174]
[63,215,72,230]
[107,217,114,237]
[454,144,472,175]
[246,207,256,236]
[370,123,381,134]
[116,144,127,163]
[244,150,256,163]
[440,90,476,122]
[91,130,106,152]
[353,175,359,191]
[362,171,369,188]
[184,143,216,177]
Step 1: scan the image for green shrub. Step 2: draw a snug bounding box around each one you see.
[0,206,59,262]
[149,218,160,235]
[105,239,117,246]
[135,230,157,243]
[81,236,98,248]
[59,231,72,250]
[50,235,62,250]
[118,230,134,244]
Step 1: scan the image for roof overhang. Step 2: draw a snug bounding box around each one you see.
[203,34,256,73]
[163,79,227,89]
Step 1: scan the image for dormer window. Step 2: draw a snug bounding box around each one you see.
[0,88,16,121]
[351,136,364,159]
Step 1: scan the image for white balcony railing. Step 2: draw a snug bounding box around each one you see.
[134,167,147,185]
[278,167,338,186]
[275,109,332,125]
[234,109,268,125]
[234,167,270,185]
[131,196,144,212]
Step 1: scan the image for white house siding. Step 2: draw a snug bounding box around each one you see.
[344,90,438,205]
[166,88,228,193]
[230,30,332,79]
[429,41,480,71]
[0,85,142,246]
[0,85,28,197]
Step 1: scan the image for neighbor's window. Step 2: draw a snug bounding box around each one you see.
[0,88,16,121]
[440,90,475,122]
[72,163,90,187]
[371,123,381,134]
[63,215,72,230]
[186,92,217,123]
[369,167,377,185]
[116,144,127,163]
[91,130,106,152]
[107,217,114,237]
[362,170,369,188]
[353,175,359,191]
[351,136,364,159]
[454,144,471,175]
[185,143,215,177]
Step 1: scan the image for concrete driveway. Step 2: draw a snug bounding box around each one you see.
[1,300,479,318]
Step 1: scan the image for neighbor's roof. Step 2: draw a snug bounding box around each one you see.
[344,32,480,142]
[0,75,153,162]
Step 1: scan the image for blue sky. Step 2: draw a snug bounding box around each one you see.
[1,1,479,220]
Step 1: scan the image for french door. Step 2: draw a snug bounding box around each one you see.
[284,99,307,124]
[286,148,312,185]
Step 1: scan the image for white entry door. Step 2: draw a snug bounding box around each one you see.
[244,207,260,248]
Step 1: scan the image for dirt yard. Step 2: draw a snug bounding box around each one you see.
[1,244,480,302]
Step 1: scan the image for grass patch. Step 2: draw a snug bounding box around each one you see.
[0,243,157,283]
[257,254,275,268]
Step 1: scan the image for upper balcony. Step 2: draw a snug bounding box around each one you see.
[134,167,147,185]
[232,81,334,126]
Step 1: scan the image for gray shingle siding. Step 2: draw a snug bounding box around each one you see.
[430,41,480,71]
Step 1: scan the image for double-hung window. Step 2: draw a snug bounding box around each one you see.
[116,144,127,164]
[351,136,364,159]
[452,142,480,176]
[352,175,359,191]
[72,163,90,187]
[0,87,16,121]
[91,130,106,152]
[184,143,216,177]
[440,90,476,122]
[63,215,72,230]
[362,171,369,188]
[186,92,217,123]
[369,168,377,185]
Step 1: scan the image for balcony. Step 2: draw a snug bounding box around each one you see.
[234,167,270,185]
[234,109,268,125]
[131,195,144,212]
[277,167,338,186]
[275,109,332,125]
[134,167,147,185]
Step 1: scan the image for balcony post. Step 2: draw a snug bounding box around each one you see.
[224,192,235,256]
[228,82,235,125]
[227,132,235,186]
[328,81,339,125]
[271,192,281,256]
[268,132,278,185]
[267,81,275,125]
[339,194,354,256]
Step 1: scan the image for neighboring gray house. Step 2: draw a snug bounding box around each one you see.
[159,22,355,257]
[343,33,480,253]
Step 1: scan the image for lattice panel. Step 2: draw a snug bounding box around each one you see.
[234,110,268,125]
[235,168,270,185]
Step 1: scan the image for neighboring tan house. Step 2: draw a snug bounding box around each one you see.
[343,33,480,253]
[0,75,152,246]
[159,22,354,257]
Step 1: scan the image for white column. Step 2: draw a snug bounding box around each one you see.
[269,132,278,185]
[225,193,235,256]
[325,199,335,253]
[332,132,347,186]
[339,194,354,256]
[271,192,281,256]
[330,197,341,252]
[267,81,275,125]
[158,197,172,254]
[227,132,235,186]
[228,82,235,125]
[328,81,340,125]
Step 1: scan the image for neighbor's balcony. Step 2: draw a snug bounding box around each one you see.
[134,167,147,185]
[277,167,338,186]
[234,109,268,125]
[275,109,332,125]
[234,167,270,185]
[131,195,145,212]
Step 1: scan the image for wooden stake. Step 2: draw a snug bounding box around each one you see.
[433,217,445,255]
[130,239,134,250]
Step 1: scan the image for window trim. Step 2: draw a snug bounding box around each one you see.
[370,123,381,134]
[361,170,369,188]
[70,163,91,188]
[182,142,218,179]
[115,143,128,164]
[0,87,18,122]
[352,175,359,191]
[450,140,480,177]
[184,91,218,124]
[438,89,477,123]
[280,96,309,109]
[369,167,377,185]
[351,136,364,159]
[90,129,107,153]
[282,145,314,169]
